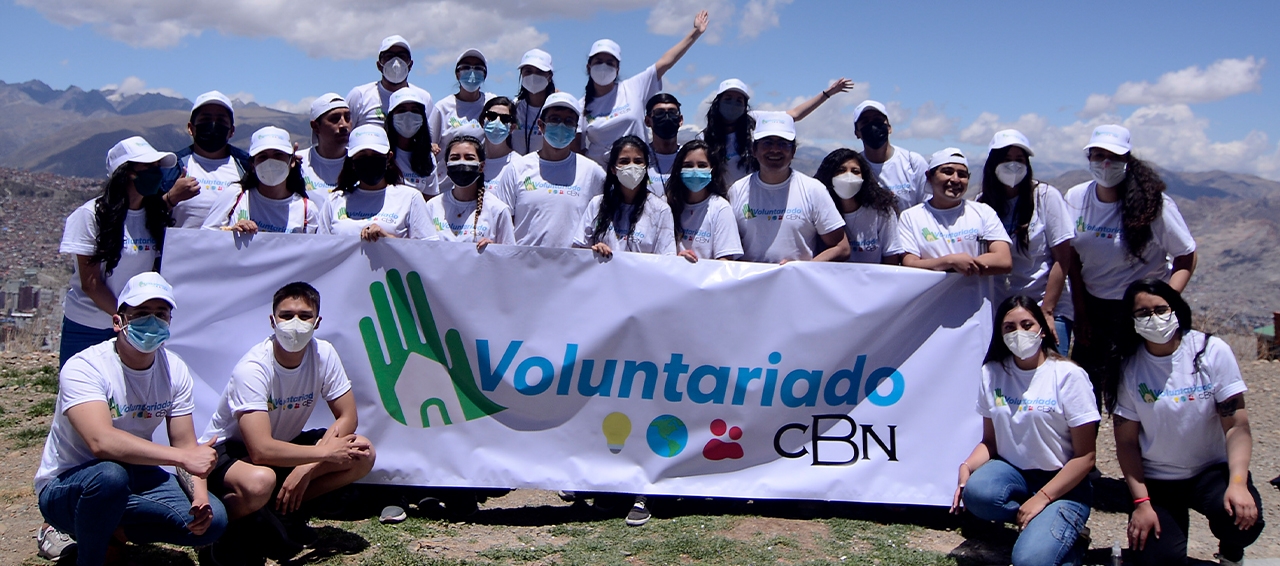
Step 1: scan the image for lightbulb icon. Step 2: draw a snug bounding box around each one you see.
[602,412,632,454]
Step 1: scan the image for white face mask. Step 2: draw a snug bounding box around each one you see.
[255,158,291,187]
[1134,312,1180,344]
[392,112,423,138]
[1002,329,1043,360]
[1089,159,1127,188]
[616,164,646,189]
[831,173,864,199]
[994,161,1028,187]
[382,57,409,84]
[521,73,549,94]
[273,316,316,353]
[590,64,618,86]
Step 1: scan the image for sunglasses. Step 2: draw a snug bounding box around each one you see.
[483,112,515,125]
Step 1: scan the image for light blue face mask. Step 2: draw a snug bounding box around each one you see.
[459,70,485,93]
[681,168,713,193]
[484,119,510,144]
[123,314,170,353]
[542,122,577,149]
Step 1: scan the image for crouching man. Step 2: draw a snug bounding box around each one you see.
[200,282,374,562]
[35,272,227,565]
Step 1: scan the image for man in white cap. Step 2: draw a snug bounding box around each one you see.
[35,272,226,565]
[513,48,556,155]
[897,148,1012,276]
[162,90,253,229]
[728,111,849,263]
[853,100,930,212]
[300,93,351,201]
[492,92,606,248]
[347,35,433,129]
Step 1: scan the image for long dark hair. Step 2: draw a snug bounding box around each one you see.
[1105,279,1207,413]
[984,295,1063,364]
[482,96,516,150]
[591,135,650,245]
[702,94,757,174]
[335,151,404,194]
[515,73,555,102]
[813,148,899,217]
[979,147,1037,250]
[92,164,171,276]
[384,107,434,177]
[666,140,726,241]
[444,135,488,226]
[237,156,308,199]
[1113,156,1166,261]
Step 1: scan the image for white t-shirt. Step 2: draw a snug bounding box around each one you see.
[991,184,1075,318]
[491,152,607,248]
[200,186,321,234]
[347,82,433,129]
[300,147,345,202]
[320,185,435,240]
[200,338,351,446]
[676,195,743,260]
[1114,331,1247,480]
[977,358,1100,472]
[897,200,1011,260]
[574,192,677,255]
[395,150,441,196]
[701,111,762,187]
[173,153,244,228]
[429,92,494,151]
[60,201,159,329]
[484,151,518,190]
[842,206,904,264]
[582,65,662,166]
[424,188,515,244]
[35,340,195,494]
[647,148,679,196]
[1064,183,1197,300]
[729,171,847,263]
[512,99,544,155]
[862,145,930,212]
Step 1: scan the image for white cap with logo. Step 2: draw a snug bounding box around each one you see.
[715,78,751,99]
[853,100,888,122]
[752,111,796,142]
[192,90,234,117]
[117,272,176,310]
[989,129,1034,156]
[348,124,391,157]
[542,92,582,118]
[1084,124,1131,155]
[106,137,177,174]
[589,39,622,61]
[380,35,410,54]
[928,147,968,170]
[520,49,553,72]
[250,126,293,157]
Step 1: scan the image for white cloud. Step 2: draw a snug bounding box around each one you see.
[268,96,317,115]
[1079,57,1265,118]
[646,0,735,44]
[895,101,959,140]
[738,0,793,39]
[100,76,183,102]
[225,91,255,105]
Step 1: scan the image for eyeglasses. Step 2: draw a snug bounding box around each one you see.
[378,51,410,62]
[543,117,576,127]
[1132,305,1172,318]
[483,112,515,124]
[651,110,681,120]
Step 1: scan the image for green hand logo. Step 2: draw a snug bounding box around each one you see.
[359,269,505,426]
[1138,383,1159,404]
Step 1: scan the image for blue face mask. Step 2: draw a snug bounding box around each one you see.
[542,122,577,149]
[681,168,713,193]
[459,70,485,93]
[123,314,170,353]
[484,119,510,144]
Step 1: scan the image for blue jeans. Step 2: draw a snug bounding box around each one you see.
[38,460,228,566]
[1054,316,1073,357]
[963,459,1090,566]
[59,317,116,368]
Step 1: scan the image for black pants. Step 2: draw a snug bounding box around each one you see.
[1072,293,1128,407]
[1134,463,1265,565]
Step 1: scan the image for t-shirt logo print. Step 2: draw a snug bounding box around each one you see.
[993,388,1007,407]
[1138,382,1160,403]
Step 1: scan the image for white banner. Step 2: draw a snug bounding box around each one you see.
[162,229,987,506]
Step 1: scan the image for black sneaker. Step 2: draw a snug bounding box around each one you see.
[278,512,319,548]
[625,496,651,527]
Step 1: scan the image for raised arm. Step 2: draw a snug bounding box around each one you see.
[655,10,709,79]
[788,78,854,121]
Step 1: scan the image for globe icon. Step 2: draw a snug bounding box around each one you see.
[646,415,688,457]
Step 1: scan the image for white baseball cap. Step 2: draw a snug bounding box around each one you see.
[380,35,410,54]
[989,129,1034,156]
[520,48,553,72]
[117,272,176,310]
[309,93,348,122]
[589,39,621,61]
[249,126,293,157]
[191,90,234,117]
[348,124,390,157]
[928,147,968,170]
[1084,124,1131,155]
[456,48,486,67]
[752,111,796,142]
[106,136,177,174]
[387,88,427,114]
[853,100,888,122]
[715,78,751,99]
[541,92,582,117]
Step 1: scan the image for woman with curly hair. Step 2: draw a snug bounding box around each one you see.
[573,135,675,257]
[58,136,175,365]
[1066,125,1196,399]
[813,148,902,264]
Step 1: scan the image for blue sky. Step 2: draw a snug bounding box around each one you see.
[2,0,1278,178]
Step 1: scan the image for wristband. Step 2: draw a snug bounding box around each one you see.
[1133,496,1151,505]
[1039,489,1052,503]
[821,91,831,99]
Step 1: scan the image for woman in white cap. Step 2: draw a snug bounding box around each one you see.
[58,136,176,366]
[897,148,1012,276]
[320,124,434,241]
[202,126,321,234]
[512,48,557,155]
[425,135,514,250]
[579,10,709,166]
[574,135,676,256]
[480,96,520,188]
[430,49,495,154]
[812,148,903,264]
[347,35,433,128]
[665,139,742,262]
[978,130,1075,355]
[384,89,439,197]
[1065,125,1196,400]
[702,77,855,186]
[300,93,351,201]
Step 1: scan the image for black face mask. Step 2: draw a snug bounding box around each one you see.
[133,167,164,196]
[193,122,231,153]
[651,113,681,140]
[446,163,482,188]
[859,122,890,150]
[352,156,387,186]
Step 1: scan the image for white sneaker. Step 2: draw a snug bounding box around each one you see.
[36,524,75,560]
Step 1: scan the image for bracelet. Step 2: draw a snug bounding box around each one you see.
[1038,489,1052,503]
[959,462,971,472]
[821,91,831,99]
[1133,496,1151,505]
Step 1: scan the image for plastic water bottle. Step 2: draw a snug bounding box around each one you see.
[1111,541,1123,566]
